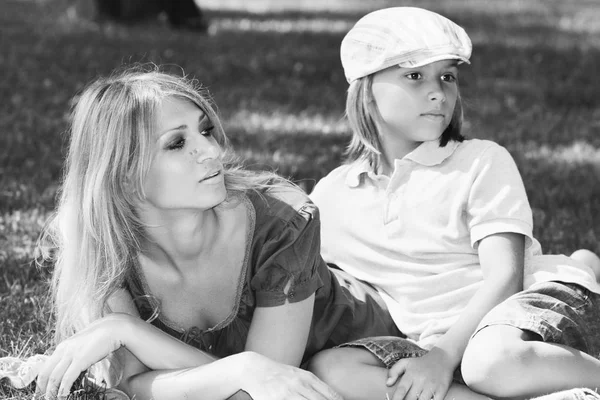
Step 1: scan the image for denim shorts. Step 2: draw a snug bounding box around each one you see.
[338,336,466,383]
[339,281,600,385]
[472,281,600,359]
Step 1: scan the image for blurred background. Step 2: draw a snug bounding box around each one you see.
[0,0,599,395]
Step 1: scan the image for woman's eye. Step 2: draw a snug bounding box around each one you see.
[200,126,215,136]
[167,137,185,150]
[405,72,422,80]
[442,73,457,83]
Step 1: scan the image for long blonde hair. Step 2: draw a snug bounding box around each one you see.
[42,66,289,346]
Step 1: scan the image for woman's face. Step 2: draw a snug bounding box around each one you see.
[371,59,459,154]
[140,96,227,213]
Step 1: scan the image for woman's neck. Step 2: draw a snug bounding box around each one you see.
[138,207,222,274]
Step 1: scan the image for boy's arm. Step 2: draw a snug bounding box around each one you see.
[431,231,525,366]
[389,232,524,400]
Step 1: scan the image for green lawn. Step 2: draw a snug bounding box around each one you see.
[1,0,599,398]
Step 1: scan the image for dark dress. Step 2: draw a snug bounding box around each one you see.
[125,187,400,364]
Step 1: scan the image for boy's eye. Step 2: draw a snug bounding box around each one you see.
[442,73,457,83]
[167,137,185,150]
[201,126,215,137]
[405,72,422,80]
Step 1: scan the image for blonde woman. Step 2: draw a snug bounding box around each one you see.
[34,67,400,400]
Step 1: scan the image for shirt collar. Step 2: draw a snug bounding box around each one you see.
[344,140,461,188]
[404,139,460,167]
[345,158,372,188]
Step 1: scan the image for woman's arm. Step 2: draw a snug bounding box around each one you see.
[116,290,336,400]
[245,292,315,366]
[124,350,339,400]
[388,232,525,400]
[38,290,339,400]
[108,289,217,371]
[37,288,218,398]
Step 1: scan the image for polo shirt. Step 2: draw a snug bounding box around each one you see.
[310,138,599,349]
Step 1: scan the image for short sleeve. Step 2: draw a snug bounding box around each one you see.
[467,145,534,249]
[308,174,331,207]
[250,202,325,307]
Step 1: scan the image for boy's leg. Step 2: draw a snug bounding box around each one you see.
[308,339,488,400]
[308,347,390,400]
[461,282,600,400]
[571,249,600,282]
[463,325,600,399]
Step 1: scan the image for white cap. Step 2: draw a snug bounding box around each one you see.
[341,7,472,83]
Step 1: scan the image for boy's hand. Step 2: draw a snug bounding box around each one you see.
[386,348,455,400]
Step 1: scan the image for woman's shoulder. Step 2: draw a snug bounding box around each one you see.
[246,185,317,226]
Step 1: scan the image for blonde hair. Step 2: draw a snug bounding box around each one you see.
[41,66,289,348]
[344,74,465,172]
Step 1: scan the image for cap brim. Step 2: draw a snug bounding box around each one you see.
[398,54,471,68]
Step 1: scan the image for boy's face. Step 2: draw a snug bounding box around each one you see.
[371,59,459,157]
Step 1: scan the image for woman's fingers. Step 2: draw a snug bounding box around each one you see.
[281,371,332,400]
[307,372,342,400]
[36,349,63,395]
[313,382,343,400]
[297,384,327,400]
[246,366,341,400]
[57,361,85,397]
[44,356,73,399]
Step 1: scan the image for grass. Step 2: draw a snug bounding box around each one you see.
[1,0,599,398]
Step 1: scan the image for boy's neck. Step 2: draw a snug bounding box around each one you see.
[379,139,422,175]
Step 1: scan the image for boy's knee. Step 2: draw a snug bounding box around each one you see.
[571,249,600,282]
[462,327,537,398]
[307,348,347,390]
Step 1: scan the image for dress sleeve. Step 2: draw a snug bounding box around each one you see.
[250,202,325,308]
[467,144,534,249]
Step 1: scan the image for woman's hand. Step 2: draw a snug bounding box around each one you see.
[239,352,343,400]
[36,313,134,399]
[386,348,455,400]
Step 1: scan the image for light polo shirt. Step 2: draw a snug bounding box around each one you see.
[310,138,600,349]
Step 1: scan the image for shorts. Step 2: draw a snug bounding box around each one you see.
[473,281,600,359]
[338,336,466,384]
[338,281,600,386]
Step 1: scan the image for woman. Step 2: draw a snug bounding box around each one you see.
[33,66,400,400]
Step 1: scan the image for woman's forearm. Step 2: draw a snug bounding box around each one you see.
[120,314,216,370]
[122,352,249,400]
